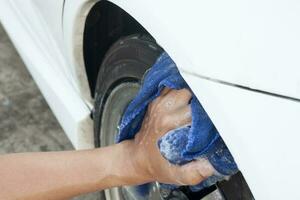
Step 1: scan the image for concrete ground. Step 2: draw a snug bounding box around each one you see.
[0,24,99,199]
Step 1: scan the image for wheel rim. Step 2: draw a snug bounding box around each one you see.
[100,81,162,200]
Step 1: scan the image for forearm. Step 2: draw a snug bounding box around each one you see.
[0,141,149,200]
[0,89,211,199]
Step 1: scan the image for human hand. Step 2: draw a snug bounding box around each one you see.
[0,88,215,200]
[130,88,215,186]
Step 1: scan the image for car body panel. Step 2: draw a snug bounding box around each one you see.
[110,0,300,100]
[62,0,97,106]
[0,1,94,149]
[1,0,300,199]
[31,0,65,54]
[182,72,300,200]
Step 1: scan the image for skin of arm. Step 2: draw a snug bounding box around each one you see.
[0,89,215,200]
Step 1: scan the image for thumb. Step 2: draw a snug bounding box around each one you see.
[171,159,215,186]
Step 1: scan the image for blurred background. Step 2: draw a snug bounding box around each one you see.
[0,23,98,200]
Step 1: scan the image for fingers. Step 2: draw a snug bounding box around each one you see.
[173,105,192,126]
[157,88,193,134]
[172,89,193,105]
[160,87,172,96]
[162,105,192,134]
[164,88,192,108]
[169,159,215,185]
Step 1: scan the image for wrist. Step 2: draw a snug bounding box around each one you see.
[107,141,153,186]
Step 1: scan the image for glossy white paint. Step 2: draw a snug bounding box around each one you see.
[31,0,65,53]
[1,0,300,199]
[111,0,300,100]
[62,0,98,106]
[0,1,93,149]
[182,72,300,200]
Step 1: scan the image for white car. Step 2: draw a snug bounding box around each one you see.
[1,1,300,199]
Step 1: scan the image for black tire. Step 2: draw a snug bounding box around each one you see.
[94,34,163,146]
[93,34,163,199]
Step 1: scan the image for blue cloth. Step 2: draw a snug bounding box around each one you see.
[116,52,238,190]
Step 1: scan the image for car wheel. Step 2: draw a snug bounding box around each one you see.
[93,34,164,200]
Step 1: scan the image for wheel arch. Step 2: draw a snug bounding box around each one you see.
[83,1,151,97]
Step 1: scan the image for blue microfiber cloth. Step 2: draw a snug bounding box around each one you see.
[116,52,238,191]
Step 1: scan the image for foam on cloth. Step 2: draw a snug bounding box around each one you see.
[116,52,238,190]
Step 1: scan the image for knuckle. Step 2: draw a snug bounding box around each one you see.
[161,116,171,128]
[184,172,203,185]
[148,101,155,109]
[182,88,192,95]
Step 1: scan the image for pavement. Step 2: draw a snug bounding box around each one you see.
[0,24,99,199]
